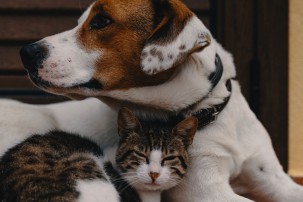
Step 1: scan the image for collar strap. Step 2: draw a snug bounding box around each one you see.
[208,54,224,89]
[176,53,230,129]
[192,79,232,129]
[191,54,229,129]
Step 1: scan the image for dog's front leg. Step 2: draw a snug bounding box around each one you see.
[164,155,253,202]
[237,143,303,202]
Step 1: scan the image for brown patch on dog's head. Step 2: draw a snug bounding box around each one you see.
[74,0,166,90]
[75,0,200,91]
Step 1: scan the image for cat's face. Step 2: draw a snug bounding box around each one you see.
[116,108,197,191]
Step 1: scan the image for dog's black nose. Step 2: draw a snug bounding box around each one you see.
[20,43,47,72]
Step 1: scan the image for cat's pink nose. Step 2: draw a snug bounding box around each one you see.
[149,172,160,182]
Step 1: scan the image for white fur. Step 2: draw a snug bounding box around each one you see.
[76,179,120,202]
[77,4,93,25]
[37,4,101,88]
[164,79,303,202]
[138,191,161,202]
[45,98,118,148]
[0,99,56,156]
[149,150,162,173]
[149,151,172,189]
[0,98,117,158]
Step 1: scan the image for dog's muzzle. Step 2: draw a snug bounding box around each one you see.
[20,42,48,73]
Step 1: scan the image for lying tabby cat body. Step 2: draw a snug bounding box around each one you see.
[0,108,197,202]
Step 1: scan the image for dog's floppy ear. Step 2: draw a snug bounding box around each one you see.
[140,0,211,75]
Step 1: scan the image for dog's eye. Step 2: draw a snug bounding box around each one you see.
[90,14,112,30]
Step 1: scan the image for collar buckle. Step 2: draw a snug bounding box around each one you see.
[210,110,220,124]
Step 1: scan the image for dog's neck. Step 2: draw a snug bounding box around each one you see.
[98,41,236,122]
[134,54,232,130]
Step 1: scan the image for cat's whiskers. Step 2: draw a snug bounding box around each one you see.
[109,177,126,183]
[173,178,190,189]
[122,171,153,184]
[119,183,133,193]
[120,178,141,193]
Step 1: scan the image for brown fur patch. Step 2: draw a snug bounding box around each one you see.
[147,0,193,44]
[74,0,193,91]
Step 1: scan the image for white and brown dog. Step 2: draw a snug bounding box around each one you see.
[17,0,303,201]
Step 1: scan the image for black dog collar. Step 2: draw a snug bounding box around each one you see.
[192,79,231,129]
[209,54,224,89]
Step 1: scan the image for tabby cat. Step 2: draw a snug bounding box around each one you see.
[0,107,197,202]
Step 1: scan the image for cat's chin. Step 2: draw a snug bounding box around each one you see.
[143,183,163,191]
[130,182,162,191]
[134,181,176,192]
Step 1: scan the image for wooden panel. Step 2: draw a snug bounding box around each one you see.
[216,0,254,102]
[0,76,36,90]
[1,0,208,11]
[182,0,209,10]
[0,14,78,41]
[0,45,24,71]
[0,96,68,105]
[0,0,93,10]
[257,0,288,169]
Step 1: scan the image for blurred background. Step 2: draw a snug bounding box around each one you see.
[1,0,302,182]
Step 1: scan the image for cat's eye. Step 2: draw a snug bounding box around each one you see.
[134,151,149,164]
[89,14,112,30]
[161,156,177,166]
[136,145,145,151]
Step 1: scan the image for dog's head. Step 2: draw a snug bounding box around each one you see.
[20,0,212,99]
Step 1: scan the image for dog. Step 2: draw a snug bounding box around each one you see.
[18,0,303,201]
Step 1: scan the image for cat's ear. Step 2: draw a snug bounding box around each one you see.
[140,0,211,75]
[173,117,198,148]
[118,107,142,138]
